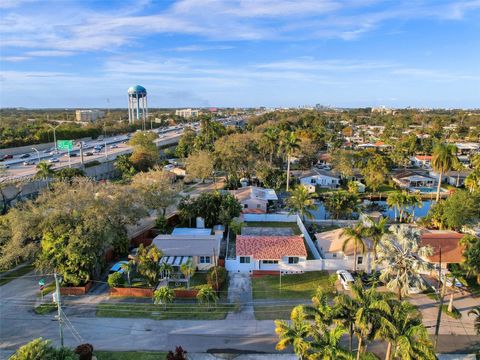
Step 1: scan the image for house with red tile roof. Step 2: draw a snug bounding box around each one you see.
[232,235,308,273]
[411,155,433,168]
[420,230,465,269]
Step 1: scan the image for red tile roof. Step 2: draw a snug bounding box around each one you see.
[236,235,307,260]
[415,155,433,161]
[420,231,465,264]
[242,208,266,214]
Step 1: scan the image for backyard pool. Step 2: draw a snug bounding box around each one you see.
[408,187,447,194]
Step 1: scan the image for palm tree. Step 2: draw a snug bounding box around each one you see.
[376,225,433,300]
[350,280,393,360]
[304,288,334,330]
[196,285,218,310]
[309,325,354,360]
[120,261,135,287]
[405,193,422,221]
[386,192,402,222]
[281,131,300,192]
[432,143,458,202]
[377,300,435,360]
[468,306,480,335]
[465,170,480,193]
[35,161,55,184]
[341,223,368,272]
[334,292,359,352]
[275,305,312,360]
[153,286,175,310]
[364,216,389,271]
[287,185,316,222]
[180,259,196,289]
[262,127,279,165]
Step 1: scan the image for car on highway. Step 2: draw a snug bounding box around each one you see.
[109,144,118,149]
[48,158,59,163]
[85,152,93,156]
[336,270,355,290]
[0,154,14,161]
[23,160,35,166]
[20,153,31,159]
[64,153,77,157]
[109,261,128,274]
[0,164,10,169]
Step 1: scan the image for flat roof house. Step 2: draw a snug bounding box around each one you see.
[391,170,436,189]
[231,235,307,273]
[230,186,278,214]
[152,227,223,271]
[294,169,340,193]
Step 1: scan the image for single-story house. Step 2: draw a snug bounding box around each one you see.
[230,186,278,214]
[315,228,372,270]
[232,235,308,273]
[152,227,223,271]
[429,170,472,187]
[411,155,433,168]
[391,170,436,189]
[317,152,332,166]
[294,169,340,193]
[420,230,465,269]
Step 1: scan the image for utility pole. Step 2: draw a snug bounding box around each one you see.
[79,142,84,167]
[47,124,61,152]
[54,272,64,347]
[434,247,445,350]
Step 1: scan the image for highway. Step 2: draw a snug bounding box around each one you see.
[0,118,240,181]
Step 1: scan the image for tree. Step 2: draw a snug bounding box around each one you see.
[153,286,175,310]
[180,258,196,289]
[167,346,188,360]
[54,167,85,183]
[465,170,480,193]
[255,161,287,190]
[107,272,125,288]
[214,133,258,181]
[380,301,435,360]
[160,262,173,280]
[176,127,197,158]
[309,325,354,360]
[120,260,135,287]
[362,154,388,193]
[128,131,159,171]
[334,292,359,352]
[331,150,355,178]
[74,343,94,360]
[261,127,280,165]
[185,150,214,183]
[341,223,368,272]
[364,216,389,270]
[114,154,137,180]
[275,305,312,360]
[377,225,433,300]
[287,185,316,222]
[131,167,178,216]
[195,118,226,152]
[468,306,480,335]
[35,161,54,181]
[196,285,218,309]
[460,234,480,284]
[432,143,458,202]
[10,338,78,360]
[135,244,162,287]
[0,176,25,215]
[281,131,301,192]
[324,191,358,219]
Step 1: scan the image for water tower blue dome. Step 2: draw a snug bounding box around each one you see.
[128,85,147,98]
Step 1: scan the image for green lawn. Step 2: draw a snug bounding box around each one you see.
[34,303,57,315]
[375,184,398,193]
[96,302,235,320]
[169,272,208,290]
[252,271,336,300]
[95,351,167,360]
[244,222,302,235]
[0,264,35,286]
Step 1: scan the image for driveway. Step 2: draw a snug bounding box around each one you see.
[226,273,254,320]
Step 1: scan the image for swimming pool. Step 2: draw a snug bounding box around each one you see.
[408,187,446,193]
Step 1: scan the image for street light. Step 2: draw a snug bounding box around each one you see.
[31,147,40,163]
[47,124,61,151]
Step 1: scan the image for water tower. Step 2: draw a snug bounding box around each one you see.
[127,85,148,126]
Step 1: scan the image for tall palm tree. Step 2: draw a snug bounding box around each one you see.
[287,185,316,222]
[305,288,334,331]
[153,286,175,310]
[262,127,280,165]
[334,292,359,352]
[180,258,195,289]
[432,143,458,202]
[378,300,435,360]
[376,225,433,300]
[386,192,402,222]
[196,285,218,310]
[350,280,393,360]
[465,170,480,193]
[281,131,300,192]
[309,325,354,360]
[275,305,312,360]
[468,305,480,335]
[35,161,55,183]
[405,193,422,221]
[341,223,368,272]
[364,216,389,271]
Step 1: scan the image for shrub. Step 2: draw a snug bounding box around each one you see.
[155,215,168,234]
[207,266,227,289]
[167,346,187,360]
[74,343,93,360]
[107,272,125,288]
[10,338,78,360]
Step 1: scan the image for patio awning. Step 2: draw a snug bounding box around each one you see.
[159,256,192,266]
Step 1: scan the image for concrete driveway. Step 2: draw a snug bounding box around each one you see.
[226,273,254,320]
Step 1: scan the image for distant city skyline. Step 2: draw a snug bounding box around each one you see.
[1,0,479,108]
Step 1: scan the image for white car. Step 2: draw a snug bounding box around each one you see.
[336,270,355,290]
[48,158,59,163]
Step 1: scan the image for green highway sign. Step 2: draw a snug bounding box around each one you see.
[57,140,73,151]
[38,279,45,286]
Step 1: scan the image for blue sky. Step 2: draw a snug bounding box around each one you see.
[1,0,479,108]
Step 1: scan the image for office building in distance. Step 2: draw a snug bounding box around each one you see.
[175,108,199,118]
[75,109,105,122]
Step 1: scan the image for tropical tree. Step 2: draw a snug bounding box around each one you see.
[465,170,480,193]
[153,286,175,310]
[334,292,359,352]
[120,261,135,287]
[196,285,218,310]
[275,305,312,360]
[460,234,480,284]
[185,150,215,183]
[468,306,480,335]
[364,216,389,270]
[114,154,136,180]
[35,161,55,182]
[309,325,354,360]
[362,154,388,193]
[180,258,196,289]
[262,127,280,165]
[281,131,300,192]
[432,143,458,202]
[304,288,334,330]
[135,244,163,287]
[287,185,316,222]
[324,191,359,220]
[376,225,433,300]
[378,300,435,360]
[341,223,368,272]
[405,192,422,221]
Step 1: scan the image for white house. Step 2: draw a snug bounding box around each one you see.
[231,235,308,273]
[152,227,223,271]
[391,170,436,189]
[230,186,278,214]
[411,155,432,168]
[429,170,471,187]
[295,169,340,193]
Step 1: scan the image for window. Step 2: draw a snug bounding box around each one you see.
[199,256,211,264]
[239,256,250,264]
[332,253,337,258]
[262,260,278,264]
[244,204,248,209]
[288,257,299,264]
[357,256,363,265]
[310,179,316,184]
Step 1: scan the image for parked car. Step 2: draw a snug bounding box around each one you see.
[48,158,59,163]
[20,153,31,159]
[23,160,35,166]
[337,270,355,290]
[85,152,93,156]
[109,261,129,274]
[1,154,13,161]
[441,274,463,288]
